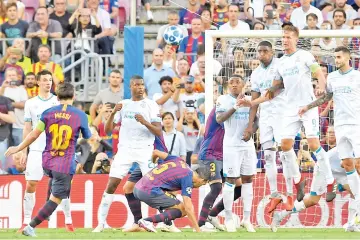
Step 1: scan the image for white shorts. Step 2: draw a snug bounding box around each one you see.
[25,151,43,181]
[281,107,319,140]
[335,125,360,159]
[223,146,257,178]
[259,114,282,146]
[310,163,327,196]
[332,170,347,186]
[109,146,153,179]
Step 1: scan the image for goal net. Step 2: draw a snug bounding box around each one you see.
[204,30,360,228]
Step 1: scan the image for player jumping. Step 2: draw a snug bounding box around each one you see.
[134,149,210,233]
[5,83,92,237]
[239,25,335,208]
[216,75,258,232]
[247,41,291,212]
[93,75,162,232]
[20,70,74,232]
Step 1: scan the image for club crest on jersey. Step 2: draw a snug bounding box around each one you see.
[186,187,192,195]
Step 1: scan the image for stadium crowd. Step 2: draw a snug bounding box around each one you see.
[0,0,359,177]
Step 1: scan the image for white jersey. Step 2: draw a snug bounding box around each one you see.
[114,98,161,148]
[326,68,360,127]
[251,57,286,116]
[24,94,59,151]
[216,94,254,148]
[275,49,317,108]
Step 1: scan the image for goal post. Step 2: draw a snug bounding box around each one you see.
[204,29,360,228]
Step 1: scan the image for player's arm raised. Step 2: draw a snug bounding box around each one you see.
[104,103,122,135]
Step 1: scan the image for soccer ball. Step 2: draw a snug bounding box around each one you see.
[163,25,184,45]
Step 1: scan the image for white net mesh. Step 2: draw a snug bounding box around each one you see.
[209,31,360,228]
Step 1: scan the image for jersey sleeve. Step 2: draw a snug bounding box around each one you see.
[250,72,260,92]
[36,111,47,132]
[24,100,32,122]
[326,76,333,93]
[215,95,227,113]
[150,101,161,123]
[180,171,194,197]
[303,51,319,69]
[80,113,92,139]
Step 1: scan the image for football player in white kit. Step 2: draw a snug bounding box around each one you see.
[93,75,162,232]
[247,40,294,212]
[239,25,334,208]
[298,46,360,231]
[216,75,257,232]
[21,70,73,232]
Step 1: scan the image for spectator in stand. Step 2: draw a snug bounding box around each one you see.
[137,0,154,22]
[49,0,73,39]
[190,44,222,77]
[26,7,63,63]
[201,8,218,31]
[24,72,38,99]
[11,38,31,75]
[0,94,15,174]
[30,45,64,91]
[176,108,200,166]
[349,18,360,66]
[193,55,205,93]
[162,44,177,71]
[179,0,202,34]
[321,126,336,151]
[212,0,229,28]
[90,69,123,121]
[156,11,188,47]
[297,139,315,173]
[332,8,350,29]
[303,13,320,29]
[69,8,102,53]
[162,112,186,159]
[290,0,323,29]
[87,0,115,55]
[153,76,181,119]
[179,76,200,111]
[99,0,119,36]
[0,67,27,146]
[144,48,176,99]
[0,0,7,24]
[177,58,190,79]
[0,47,24,84]
[0,2,28,46]
[253,21,265,30]
[327,0,357,24]
[263,4,282,30]
[178,18,205,66]
[5,0,25,20]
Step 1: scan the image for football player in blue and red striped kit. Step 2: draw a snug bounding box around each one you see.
[134,149,211,233]
[5,83,92,237]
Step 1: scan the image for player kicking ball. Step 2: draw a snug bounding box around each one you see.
[122,134,181,233]
[272,147,360,232]
[20,70,74,232]
[5,83,92,237]
[134,149,210,233]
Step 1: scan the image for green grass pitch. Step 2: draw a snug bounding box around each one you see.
[0,228,358,239]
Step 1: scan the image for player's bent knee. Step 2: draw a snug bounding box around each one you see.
[305,195,321,208]
[281,139,293,152]
[105,177,122,194]
[26,180,38,192]
[342,158,355,171]
[123,181,135,194]
[169,203,186,217]
[235,178,242,186]
[241,175,253,184]
[307,138,320,151]
[210,182,222,195]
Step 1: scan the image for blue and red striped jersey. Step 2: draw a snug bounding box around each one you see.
[198,107,224,161]
[179,33,205,66]
[135,157,193,197]
[38,104,91,174]
[179,8,201,34]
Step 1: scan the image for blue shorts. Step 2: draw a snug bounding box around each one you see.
[198,159,223,181]
[43,169,73,200]
[133,188,180,210]
[128,167,143,183]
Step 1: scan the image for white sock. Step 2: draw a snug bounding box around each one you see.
[283,149,301,184]
[348,198,357,225]
[98,192,114,225]
[223,182,235,220]
[241,182,253,222]
[60,198,72,224]
[23,192,36,225]
[293,200,306,213]
[346,169,360,201]
[280,152,293,195]
[264,150,278,195]
[314,147,334,184]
